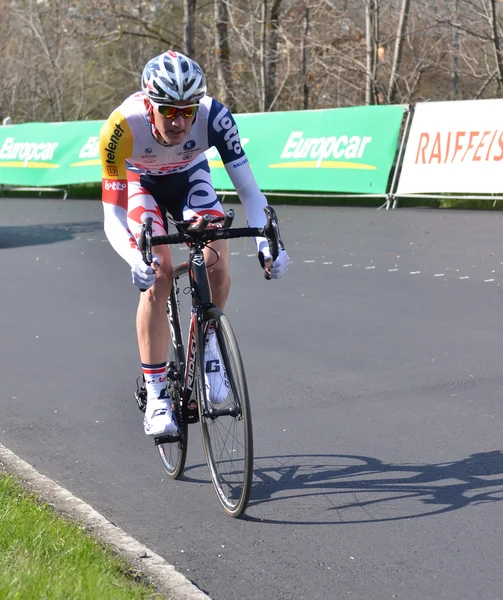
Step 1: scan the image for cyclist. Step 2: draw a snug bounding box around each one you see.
[99,50,290,437]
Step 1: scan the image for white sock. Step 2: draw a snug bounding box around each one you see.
[142,362,167,402]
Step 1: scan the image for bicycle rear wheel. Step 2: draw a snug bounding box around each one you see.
[197,308,253,517]
[157,303,188,479]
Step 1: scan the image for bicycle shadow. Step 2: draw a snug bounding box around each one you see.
[0,222,103,249]
[239,450,503,524]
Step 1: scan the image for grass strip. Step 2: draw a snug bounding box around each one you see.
[0,473,167,600]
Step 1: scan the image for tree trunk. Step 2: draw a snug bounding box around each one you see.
[214,0,235,110]
[387,0,410,104]
[450,0,460,99]
[301,4,310,110]
[490,0,503,88]
[365,0,378,105]
[264,0,282,110]
[259,0,267,112]
[183,0,196,57]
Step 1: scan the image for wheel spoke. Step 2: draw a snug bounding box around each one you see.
[198,309,253,517]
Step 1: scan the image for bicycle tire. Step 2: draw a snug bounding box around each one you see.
[196,307,253,517]
[157,303,188,479]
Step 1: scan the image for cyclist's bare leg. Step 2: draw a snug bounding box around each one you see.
[205,238,230,310]
[125,178,173,365]
[136,244,173,364]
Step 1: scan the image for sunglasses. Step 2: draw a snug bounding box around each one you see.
[155,103,200,119]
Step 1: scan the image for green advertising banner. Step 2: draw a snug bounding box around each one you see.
[207,105,405,194]
[0,104,405,193]
[0,121,102,186]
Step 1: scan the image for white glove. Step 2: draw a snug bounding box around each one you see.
[257,240,289,279]
[131,255,160,290]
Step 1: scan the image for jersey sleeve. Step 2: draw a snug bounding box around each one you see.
[207,100,268,248]
[207,100,246,166]
[224,158,267,229]
[99,109,133,208]
[99,110,140,267]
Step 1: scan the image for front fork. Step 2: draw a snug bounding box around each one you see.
[187,246,213,416]
[180,313,199,423]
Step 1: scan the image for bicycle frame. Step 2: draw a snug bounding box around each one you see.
[167,245,213,416]
[138,208,282,516]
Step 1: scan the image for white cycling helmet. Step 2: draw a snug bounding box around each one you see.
[141,50,207,103]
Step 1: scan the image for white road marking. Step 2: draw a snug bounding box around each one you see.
[299,260,498,287]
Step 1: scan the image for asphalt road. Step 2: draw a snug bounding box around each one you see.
[1,198,503,600]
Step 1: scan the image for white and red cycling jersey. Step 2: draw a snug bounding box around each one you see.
[99,92,268,267]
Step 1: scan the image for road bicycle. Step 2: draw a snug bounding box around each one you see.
[133,206,284,518]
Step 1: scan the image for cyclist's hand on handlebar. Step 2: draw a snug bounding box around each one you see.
[131,255,160,290]
[258,241,290,280]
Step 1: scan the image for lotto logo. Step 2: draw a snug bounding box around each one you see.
[213,107,232,133]
[104,180,127,191]
[212,107,242,154]
[107,166,118,176]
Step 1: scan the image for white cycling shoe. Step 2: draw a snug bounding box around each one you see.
[204,334,229,405]
[143,393,177,436]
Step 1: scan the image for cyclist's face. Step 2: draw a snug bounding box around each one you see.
[152,101,196,145]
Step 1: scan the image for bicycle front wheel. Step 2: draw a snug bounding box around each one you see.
[197,308,253,518]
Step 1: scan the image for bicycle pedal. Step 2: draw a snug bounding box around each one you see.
[154,432,181,445]
[134,392,147,413]
[134,379,147,413]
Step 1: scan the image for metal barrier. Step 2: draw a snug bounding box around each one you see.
[0,184,69,200]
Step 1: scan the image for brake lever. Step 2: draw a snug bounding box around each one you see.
[261,206,286,280]
[138,217,153,265]
[263,206,285,261]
